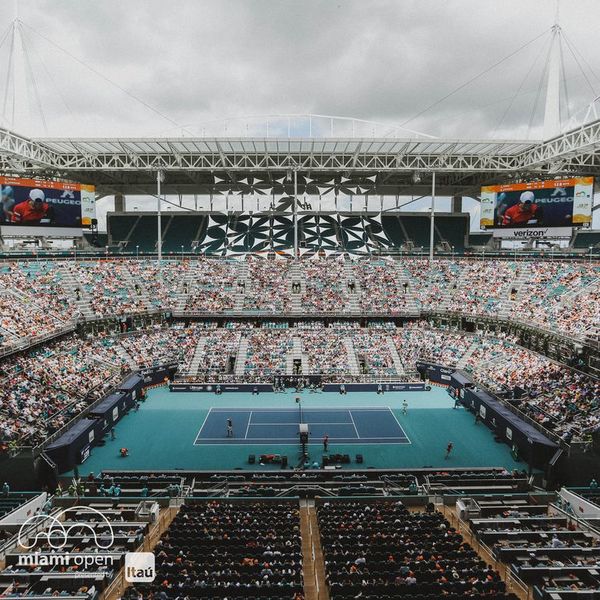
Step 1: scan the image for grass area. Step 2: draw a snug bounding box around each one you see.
[74,386,525,474]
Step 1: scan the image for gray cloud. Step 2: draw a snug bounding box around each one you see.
[0,0,598,138]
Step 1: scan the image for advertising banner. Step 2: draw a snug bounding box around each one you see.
[0,176,96,230]
[480,177,593,235]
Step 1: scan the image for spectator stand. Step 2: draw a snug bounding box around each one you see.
[0,495,178,600]
[449,490,600,600]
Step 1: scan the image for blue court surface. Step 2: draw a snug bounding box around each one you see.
[194,407,410,445]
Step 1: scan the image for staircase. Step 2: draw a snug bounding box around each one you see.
[121,268,154,312]
[114,344,137,370]
[286,336,308,375]
[300,500,329,600]
[343,337,360,376]
[186,337,207,375]
[343,262,360,314]
[386,338,406,375]
[289,261,304,313]
[59,266,95,320]
[234,336,249,375]
[233,263,250,311]
[559,279,600,309]
[498,268,530,319]
[438,267,463,311]
[456,338,480,369]
[176,268,197,313]
[397,266,420,314]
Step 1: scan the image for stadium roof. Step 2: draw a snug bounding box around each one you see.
[1,118,599,196]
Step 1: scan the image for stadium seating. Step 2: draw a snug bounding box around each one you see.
[2,318,599,445]
[1,497,153,600]
[125,501,303,599]
[317,500,515,599]
[0,257,598,345]
[466,496,600,600]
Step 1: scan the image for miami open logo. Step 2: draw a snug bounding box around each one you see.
[16,506,154,581]
[18,506,115,551]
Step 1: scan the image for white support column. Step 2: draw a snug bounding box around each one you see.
[157,170,164,268]
[429,172,436,264]
[293,168,298,259]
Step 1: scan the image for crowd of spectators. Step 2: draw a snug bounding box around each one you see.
[3,318,598,444]
[242,330,293,377]
[184,258,239,313]
[0,258,597,342]
[126,501,303,598]
[65,261,150,317]
[352,331,398,375]
[300,259,349,312]
[353,260,412,313]
[318,500,509,598]
[0,262,71,351]
[297,330,350,376]
[243,258,291,312]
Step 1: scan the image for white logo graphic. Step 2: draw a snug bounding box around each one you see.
[125,552,156,582]
[18,506,114,550]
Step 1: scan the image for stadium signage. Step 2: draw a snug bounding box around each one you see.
[492,226,572,239]
[1,175,96,233]
[480,177,593,232]
[16,506,154,580]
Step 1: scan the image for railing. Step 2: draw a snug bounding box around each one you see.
[32,368,137,454]
[0,324,76,360]
[173,373,417,384]
[442,504,532,600]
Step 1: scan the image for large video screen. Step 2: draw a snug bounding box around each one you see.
[480,177,593,236]
[0,176,96,229]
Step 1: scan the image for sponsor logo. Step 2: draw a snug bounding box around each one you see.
[17,507,154,578]
[125,552,156,582]
[512,229,549,238]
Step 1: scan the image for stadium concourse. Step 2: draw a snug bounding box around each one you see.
[0,253,599,600]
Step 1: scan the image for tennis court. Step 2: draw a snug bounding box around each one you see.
[194,407,410,445]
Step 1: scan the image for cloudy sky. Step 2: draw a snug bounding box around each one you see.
[0,0,599,230]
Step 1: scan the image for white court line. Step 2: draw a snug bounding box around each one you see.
[193,407,411,445]
[386,406,412,445]
[193,408,214,445]
[193,440,411,445]
[244,411,253,439]
[248,422,354,426]
[208,407,392,413]
[347,410,361,439]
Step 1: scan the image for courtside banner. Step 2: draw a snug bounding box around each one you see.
[480,177,593,231]
[0,176,96,229]
[170,383,274,392]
